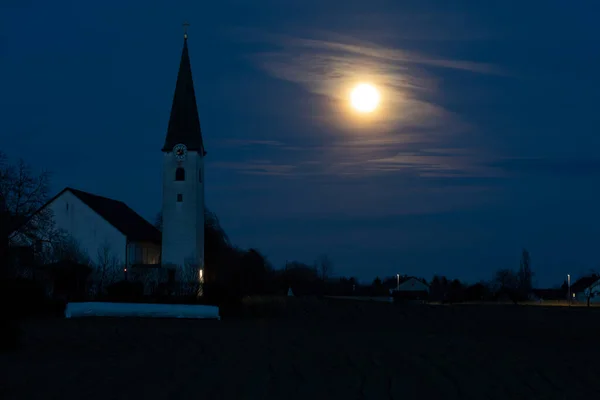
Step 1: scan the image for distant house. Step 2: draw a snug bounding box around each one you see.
[11,187,161,270]
[570,275,600,304]
[391,276,429,301]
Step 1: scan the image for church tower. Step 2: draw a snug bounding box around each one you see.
[161,29,206,280]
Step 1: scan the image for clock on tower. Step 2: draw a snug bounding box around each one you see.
[173,144,188,161]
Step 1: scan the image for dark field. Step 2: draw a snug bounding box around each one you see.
[3,299,600,399]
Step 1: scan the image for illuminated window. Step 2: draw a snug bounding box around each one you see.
[147,248,159,264]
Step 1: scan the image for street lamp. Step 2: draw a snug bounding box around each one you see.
[396,274,400,291]
[568,274,571,306]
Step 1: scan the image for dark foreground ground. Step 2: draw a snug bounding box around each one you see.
[2,299,600,400]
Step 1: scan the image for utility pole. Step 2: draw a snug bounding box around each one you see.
[567,274,571,306]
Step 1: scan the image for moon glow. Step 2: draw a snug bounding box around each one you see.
[350,83,380,113]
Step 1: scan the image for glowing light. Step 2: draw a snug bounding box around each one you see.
[350,83,380,113]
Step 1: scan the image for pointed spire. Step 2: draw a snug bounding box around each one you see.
[162,26,205,154]
[183,21,190,39]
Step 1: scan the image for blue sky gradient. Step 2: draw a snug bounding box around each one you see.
[1,0,599,286]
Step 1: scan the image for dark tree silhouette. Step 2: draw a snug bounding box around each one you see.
[154,212,162,231]
[316,254,333,281]
[464,282,489,302]
[494,269,519,291]
[371,276,386,295]
[0,152,55,352]
[237,248,272,296]
[492,268,520,303]
[0,152,54,276]
[518,248,534,297]
[430,275,455,302]
[447,279,465,303]
[429,275,444,302]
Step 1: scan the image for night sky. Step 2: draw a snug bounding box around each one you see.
[2,1,599,286]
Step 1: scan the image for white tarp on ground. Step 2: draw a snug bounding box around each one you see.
[65,302,220,320]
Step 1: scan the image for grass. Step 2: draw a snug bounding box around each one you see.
[2,298,600,399]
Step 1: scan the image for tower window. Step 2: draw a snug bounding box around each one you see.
[198,168,202,183]
[175,167,185,181]
[177,193,183,202]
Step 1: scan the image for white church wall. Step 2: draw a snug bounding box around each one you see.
[48,191,127,266]
[161,150,205,271]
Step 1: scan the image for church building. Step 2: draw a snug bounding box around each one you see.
[160,29,206,279]
[10,30,206,287]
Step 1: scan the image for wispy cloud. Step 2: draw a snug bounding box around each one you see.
[251,39,449,132]
[266,34,504,75]
[212,160,296,176]
[211,147,506,185]
[217,139,285,147]
[228,28,506,181]
[244,31,503,122]
[487,157,600,178]
[365,148,505,178]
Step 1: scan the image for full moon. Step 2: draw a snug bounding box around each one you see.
[350,83,380,113]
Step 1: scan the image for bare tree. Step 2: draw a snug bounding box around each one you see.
[583,268,600,307]
[0,152,54,275]
[1,153,52,241]
[493,269,519,292]
[517,248,534,296]
[41,230,91,266]
[95,242,122,295]
[180,257,203,297]
[316,254,334,281]
[154,211,162,232]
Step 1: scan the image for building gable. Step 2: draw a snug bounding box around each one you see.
[66,188,160,244]
[46,190,127,262]
[398,277,429,292]
[571,275,600,293]
[11,187,162,266]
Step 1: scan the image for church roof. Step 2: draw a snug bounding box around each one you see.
[51,188,161,244]
[571,275,600,293]
[13,188,161,246]
[67,188,161,244]
[162,35,205,154]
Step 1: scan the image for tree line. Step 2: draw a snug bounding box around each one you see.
[0,151,542,307]
[0,151,345,304]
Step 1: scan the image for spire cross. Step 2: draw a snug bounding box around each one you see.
[183,21,190,39]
